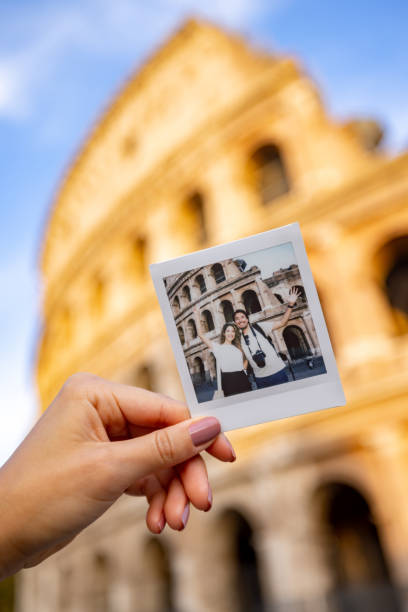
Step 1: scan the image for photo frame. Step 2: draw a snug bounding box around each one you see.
[150,222,345,432]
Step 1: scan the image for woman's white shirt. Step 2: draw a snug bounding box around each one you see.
[212,343,244,372]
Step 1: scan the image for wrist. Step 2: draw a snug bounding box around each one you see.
[287,303,295,308]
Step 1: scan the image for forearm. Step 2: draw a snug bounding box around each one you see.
[273,306,293,330]
[0,466,26,579]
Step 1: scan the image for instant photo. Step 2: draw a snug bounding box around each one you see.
[150,223,345,431]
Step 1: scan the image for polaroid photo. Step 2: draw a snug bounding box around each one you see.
[150,222,345,432]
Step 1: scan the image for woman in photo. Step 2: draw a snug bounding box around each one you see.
[194,308,251,397]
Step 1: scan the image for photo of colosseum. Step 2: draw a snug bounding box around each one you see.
[165,243,326,402]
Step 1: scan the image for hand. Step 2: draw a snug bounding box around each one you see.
[288,287,300,306]
[0,374,235,578]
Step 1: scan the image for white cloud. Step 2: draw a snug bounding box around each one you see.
[0,0,276,120]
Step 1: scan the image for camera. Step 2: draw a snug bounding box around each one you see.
[252,349,266,368]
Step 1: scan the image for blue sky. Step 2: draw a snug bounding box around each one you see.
[243,243,296,278]
[1,0,407,466]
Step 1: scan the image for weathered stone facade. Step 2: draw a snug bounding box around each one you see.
[16,19,408,612]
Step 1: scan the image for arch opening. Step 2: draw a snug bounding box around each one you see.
[249,143,290,205]
[283,325,311,359]
[315,483,401,612]
[221,300,234,322]
[242,290,262,315]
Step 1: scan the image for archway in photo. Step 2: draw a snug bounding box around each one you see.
[195,273,207,294]
[211,263,226,284]
[216,509,267,612]
[242,290,262,314]
[177,326,185,345]
[182,285,191,303]
[315,483,401,612]
[139,538,175,612]
[187,318,197,339]
[193,356,205,383]
[283,325,310,359]
[221,300,234,322]
[172,296,180,313]
[202,309,215,331]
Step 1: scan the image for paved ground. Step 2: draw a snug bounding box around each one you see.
[195,356,327,403]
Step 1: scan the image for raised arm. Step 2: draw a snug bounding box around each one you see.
[271,287,300,331]
[193,307,213,350]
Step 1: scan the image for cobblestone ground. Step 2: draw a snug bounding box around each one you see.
[194,356,327,403]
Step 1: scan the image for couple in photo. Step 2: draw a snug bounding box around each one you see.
[194,287,299,399]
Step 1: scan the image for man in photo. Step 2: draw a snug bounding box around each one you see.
[233,287,300,389]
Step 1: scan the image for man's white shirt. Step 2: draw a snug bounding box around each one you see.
[240,321,286,378]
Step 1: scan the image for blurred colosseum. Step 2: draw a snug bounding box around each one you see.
[14,19,408,612]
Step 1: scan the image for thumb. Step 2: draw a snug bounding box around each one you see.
[110,416,221,486]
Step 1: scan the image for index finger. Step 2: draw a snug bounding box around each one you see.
[87,377,190,428]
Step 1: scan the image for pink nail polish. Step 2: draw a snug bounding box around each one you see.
[221,434,236,461]
[189,417,221,447]
[181,504,190,530]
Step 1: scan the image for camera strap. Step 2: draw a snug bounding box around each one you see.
[243,325,264,358]
[250,325,265,353]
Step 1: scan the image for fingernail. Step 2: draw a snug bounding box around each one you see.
[221,433,237,462]
[189,417,221,447]
[206,484,213,512]
[181,504,190,530]
[157,513,165,533]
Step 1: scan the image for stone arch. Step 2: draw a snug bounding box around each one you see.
[177,326,185,345]
[195,273,207,294]
[193,356,205,383]
[202,309,215,331]
[187,318,197,339]
[374,235,408,335]
[248,143,290,205]
[134,363,155,391]
[221,299,234,322]
[313,482,401,612]
[242,289,262,314]
[139,538,175,612]
[182,191,208,245]
[172,295,180,313]
[91,551,111,612]
[283,325,311,359]
[182,284,191,303]
[211,263,226,284]
[129,235,147,276]
[209,509,267,612]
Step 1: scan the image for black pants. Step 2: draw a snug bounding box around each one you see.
[221,370,251,397]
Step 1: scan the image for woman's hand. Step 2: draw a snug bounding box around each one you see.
[288,287,300,306]
[0,374,235,578]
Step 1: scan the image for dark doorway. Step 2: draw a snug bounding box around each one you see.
[317,483,401,612]
[222,510,266,612]
[283,325,310,359]
[221,300,234,322]
[242,290,262,314]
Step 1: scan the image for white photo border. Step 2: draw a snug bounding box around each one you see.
[150,222,346,432]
